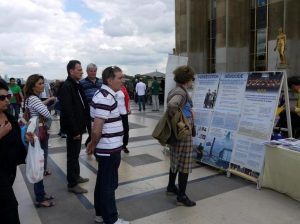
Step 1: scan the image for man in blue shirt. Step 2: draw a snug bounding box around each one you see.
[80,63,102,104]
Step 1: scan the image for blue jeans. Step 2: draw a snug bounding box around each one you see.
[138,95,145,111]
[33,136,49,202]
[94,151,121,224]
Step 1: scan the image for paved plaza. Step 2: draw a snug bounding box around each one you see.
[14,102,300,224]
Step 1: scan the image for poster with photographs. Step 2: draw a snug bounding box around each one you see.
[192,74,219,160]
[230,72,283,174]
[192,74,220,111]
[200,73,248,169]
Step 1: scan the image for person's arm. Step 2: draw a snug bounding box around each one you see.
[30,96,51,119]
[42,96,56,105]
[86,117,105,155]
[167,95,184,117]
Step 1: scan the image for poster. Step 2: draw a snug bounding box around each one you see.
[230,72,283,174]
[193,74,220,111]
[192,74,219,160]
[200,73,248,169]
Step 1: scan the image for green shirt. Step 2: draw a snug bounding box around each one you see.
[9,84,22,103]
[151,80,160,95]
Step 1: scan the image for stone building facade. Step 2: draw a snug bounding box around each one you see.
[175,0,300,76]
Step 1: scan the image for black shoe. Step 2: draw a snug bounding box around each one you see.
[123,148,130,153]
[166,186,178,196]
[177,195,196,207]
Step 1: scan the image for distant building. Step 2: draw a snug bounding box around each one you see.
[175,0,300,76]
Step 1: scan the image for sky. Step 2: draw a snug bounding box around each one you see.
[0,0,175,80]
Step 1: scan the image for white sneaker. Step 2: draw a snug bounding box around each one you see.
[114,218,130,224]
[94,216,103,223]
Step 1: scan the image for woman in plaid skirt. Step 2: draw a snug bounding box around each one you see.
[166,65,196,207]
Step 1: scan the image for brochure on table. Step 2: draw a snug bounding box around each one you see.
[192,72,283,175]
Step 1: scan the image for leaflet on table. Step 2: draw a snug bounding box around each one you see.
[230,72,283,174]
[214,73,248,113]
[192,74,220,111]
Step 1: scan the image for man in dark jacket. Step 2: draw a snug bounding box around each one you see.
[60,60,90,194]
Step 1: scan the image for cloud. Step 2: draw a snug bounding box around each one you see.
[0,0,175,80]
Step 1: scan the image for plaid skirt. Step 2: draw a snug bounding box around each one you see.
[169,119,193,174]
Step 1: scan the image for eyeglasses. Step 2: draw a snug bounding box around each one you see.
[0,94,12,101]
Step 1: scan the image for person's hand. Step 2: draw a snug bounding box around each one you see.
[86,142,95,155]
[128,109,131,115]
[73,134,81,140]
[0,122,12,139]
[49,96,56,101]
[25,132,34,144]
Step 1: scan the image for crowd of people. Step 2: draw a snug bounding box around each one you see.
[0,62,197,224]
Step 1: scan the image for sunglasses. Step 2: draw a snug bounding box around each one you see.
[0,94,12,101]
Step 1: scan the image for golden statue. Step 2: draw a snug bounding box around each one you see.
[274,27,287,65]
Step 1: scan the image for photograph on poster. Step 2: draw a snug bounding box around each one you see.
[201,128,235,169]
[245,72,282,93]
[192,74,219,111]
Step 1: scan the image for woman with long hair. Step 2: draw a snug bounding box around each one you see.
[0,81,27,223]
[23,74,55,207]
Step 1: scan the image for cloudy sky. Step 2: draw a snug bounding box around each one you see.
[0,0,175,80]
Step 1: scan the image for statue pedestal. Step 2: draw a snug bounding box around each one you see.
[276,63,288,70]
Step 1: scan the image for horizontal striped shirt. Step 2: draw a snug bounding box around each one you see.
[90,84,123,155]
[25,95,51,119]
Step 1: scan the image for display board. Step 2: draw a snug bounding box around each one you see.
[192,71,284,175]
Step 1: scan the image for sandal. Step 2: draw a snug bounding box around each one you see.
[35,200,55,208]
[44,170,52,176]
[43,194,54,200]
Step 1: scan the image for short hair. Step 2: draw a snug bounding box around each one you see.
[0,80,8,91]
[86,63,97,72]
[102,66,122,85]
[67,60,81,76]
[287,76,300,88]
[10,77,15,82]
[24,74,44,98]
[173,65,195,84]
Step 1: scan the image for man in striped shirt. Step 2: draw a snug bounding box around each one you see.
[87,66,129,224]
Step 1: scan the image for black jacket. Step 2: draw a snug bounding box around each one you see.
[60,76,90,136]
[0,112,27,208]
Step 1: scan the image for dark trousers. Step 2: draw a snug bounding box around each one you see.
[94,151,121,224]
[33,137,48,202]
[138,95,145,111]
[121,114,129,148]
[66,135,82,188]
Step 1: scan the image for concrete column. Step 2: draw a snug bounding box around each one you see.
[187,0,209,73]
[175,0,188,56]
